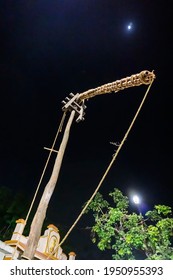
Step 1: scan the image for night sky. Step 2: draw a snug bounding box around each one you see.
[0,1,173,259]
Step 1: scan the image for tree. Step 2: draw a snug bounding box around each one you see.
[0,186,29,240]
[85,188,173,260]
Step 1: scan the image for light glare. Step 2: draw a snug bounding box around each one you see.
[127,22,133,31]
[133,195,140,205]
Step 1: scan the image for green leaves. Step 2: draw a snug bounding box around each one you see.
[109,188,129,211]
[148,225,160,244]
[155,205,172,216]
[146,205,172,221]
[85,188,173,260]
[84,192,109,214]
[108,208,123,223]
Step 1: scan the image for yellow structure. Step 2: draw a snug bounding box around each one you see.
[1,219,76,260]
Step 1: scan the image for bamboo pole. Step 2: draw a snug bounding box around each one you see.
[22,110,75,260]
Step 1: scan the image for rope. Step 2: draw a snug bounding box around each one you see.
[25,111,66,224]
[46,80,154,259]
[11,111,66,259]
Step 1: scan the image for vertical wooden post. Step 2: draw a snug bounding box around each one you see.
[22,110,75,260]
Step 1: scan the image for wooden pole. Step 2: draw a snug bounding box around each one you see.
[22,110,75,260]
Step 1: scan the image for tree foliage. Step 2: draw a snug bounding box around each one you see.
[85,188,173,260]
[0,186,30,240]
[0,186,74,253]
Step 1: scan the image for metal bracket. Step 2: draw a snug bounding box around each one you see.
[61,93,87,122]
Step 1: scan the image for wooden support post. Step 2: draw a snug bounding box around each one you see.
[22,110,75,260]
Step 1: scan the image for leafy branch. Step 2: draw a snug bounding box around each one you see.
[85,188,173,260]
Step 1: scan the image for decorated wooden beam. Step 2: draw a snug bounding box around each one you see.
[78,70,155,102]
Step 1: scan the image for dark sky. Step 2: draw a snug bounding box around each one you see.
[0,1,173,259]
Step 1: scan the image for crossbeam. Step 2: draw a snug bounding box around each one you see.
[61,93,86,122]
[44,147,59,153]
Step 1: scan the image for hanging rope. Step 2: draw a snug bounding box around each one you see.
[46,80,154,259]
[25,111,66,224]
[11,111,66,259]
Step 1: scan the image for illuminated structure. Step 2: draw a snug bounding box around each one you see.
[0,219,76,260]
[0,70,155,260]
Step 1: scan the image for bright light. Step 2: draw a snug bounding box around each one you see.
[127,22,133,31]
[133,195,140,205]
